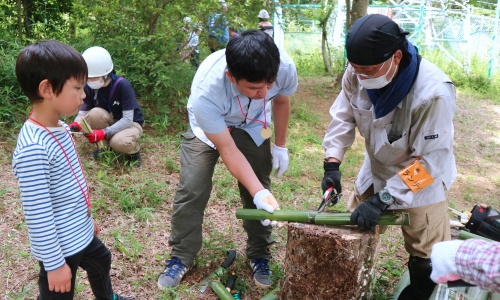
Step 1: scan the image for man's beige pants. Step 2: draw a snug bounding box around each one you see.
[347,184,451,258]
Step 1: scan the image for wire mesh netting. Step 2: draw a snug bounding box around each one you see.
[275,1,500,77]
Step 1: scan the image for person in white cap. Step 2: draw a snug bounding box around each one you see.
[70,46,144,167]
[258,9,273,38]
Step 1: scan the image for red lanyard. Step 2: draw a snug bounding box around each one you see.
[28,115,92,210]
[236,95,267,129]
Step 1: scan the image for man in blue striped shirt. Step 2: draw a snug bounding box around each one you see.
[12,40,134,300]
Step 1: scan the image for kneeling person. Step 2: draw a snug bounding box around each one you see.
[71,46,144,167]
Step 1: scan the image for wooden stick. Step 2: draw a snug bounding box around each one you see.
[448,207,462,216]
[80,117,105,149]
[450,220,465,228]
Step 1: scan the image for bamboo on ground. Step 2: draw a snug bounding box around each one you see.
[259,287,279,300]
[209,281,234,300]
[458,230,493,242]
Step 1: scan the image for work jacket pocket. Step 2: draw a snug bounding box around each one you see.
[351,104,373,139]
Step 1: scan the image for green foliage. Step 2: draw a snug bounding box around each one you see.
[286,33,343,76]
[0,0,277,130]
[6,283,36,300]
[0,40,29,126]
[422,49,500,101]
[113,226,143,262]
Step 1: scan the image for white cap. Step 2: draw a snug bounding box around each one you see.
[258,9,270,19]
[82,46,113,77]
[183,16,191,23]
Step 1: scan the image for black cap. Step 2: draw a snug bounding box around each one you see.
[346,14,409,66]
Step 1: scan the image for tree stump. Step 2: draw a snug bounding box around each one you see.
[280,223,381,300]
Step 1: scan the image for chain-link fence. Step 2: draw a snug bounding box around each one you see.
[276,1,500,78]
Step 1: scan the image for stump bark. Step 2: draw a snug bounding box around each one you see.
[280,223,381,300]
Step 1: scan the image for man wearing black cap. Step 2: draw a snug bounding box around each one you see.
[321,14,457,299]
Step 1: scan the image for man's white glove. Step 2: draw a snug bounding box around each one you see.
[430,240,464,284]
[272,144,289,177]
[253,189,280,226]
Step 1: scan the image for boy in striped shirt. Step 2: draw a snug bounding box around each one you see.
[12,40,134,300]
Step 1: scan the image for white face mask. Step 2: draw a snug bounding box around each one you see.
[358,56,397,90]
[87,78,105,90]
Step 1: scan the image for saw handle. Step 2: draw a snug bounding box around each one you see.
[221,249,237,269]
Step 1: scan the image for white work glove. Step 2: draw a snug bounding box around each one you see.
[253,189,280,227]
[430,240,464,284]
[272,144,289,178]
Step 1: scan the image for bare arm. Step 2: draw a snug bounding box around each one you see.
[206,128,265,197]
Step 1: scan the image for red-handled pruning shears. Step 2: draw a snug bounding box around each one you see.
[317,186,342,212]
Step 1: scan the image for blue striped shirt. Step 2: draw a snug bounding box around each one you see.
[12,120,94,271]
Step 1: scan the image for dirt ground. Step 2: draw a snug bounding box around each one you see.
[1,76,499,299]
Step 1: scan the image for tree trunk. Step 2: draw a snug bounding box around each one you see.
[17,0,22,39]
[280,223,380,300]
[321,5,334,74]
[21,0,32,39]
[349,0,369,30]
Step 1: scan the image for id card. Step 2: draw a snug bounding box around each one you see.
[398,158,434,193]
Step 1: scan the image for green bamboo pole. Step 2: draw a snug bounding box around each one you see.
[259,286,279,300]
[389,269,410,300]
[209,281,234,300]
[236,209,410,226]
[458,230,493,242]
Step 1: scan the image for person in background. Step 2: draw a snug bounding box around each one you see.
[186,25,202,68]
[157,29,298,290]
[321,14,457,300]
[70,46,144,167]
[258,9,273,38]
[177,16,192,52]
[12,40,134,300]
[207,0,229,52]
[229,26,240,39]
[430,238,500,293]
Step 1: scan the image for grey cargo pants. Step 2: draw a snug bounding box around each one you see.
[168,128,274,267]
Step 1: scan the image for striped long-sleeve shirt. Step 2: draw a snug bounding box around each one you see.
[12,120,94,272]
[457,239,500,293]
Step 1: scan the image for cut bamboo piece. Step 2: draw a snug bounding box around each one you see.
[235,209,410,226]
[79,117,105,149]
[458,230,493,242]
[208,281,234,300]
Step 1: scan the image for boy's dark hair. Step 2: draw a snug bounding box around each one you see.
[226,29,279,84]
[16,40,88,103]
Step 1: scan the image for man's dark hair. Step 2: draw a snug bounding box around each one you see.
[16,40,88,103]
[226,29,279,84]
